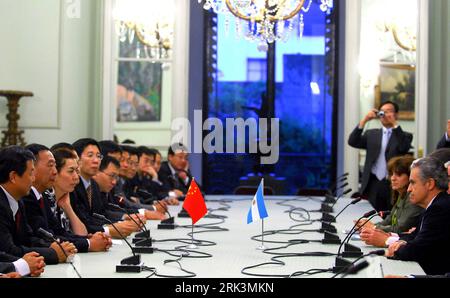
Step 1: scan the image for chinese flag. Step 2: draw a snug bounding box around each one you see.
[183,179,207,224]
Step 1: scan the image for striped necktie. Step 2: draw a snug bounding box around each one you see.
[87,185,93,209]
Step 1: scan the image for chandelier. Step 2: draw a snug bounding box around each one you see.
[198,0,333,50]
[113,0,175,59]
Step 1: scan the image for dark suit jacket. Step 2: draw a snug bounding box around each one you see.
[348,126,413,193]
[0,188,58,264]
[394,192,450,275]
[128,174,168,202]
[22,190,89,253]
[0,251,19,274]
[436,134,450,149]
[70,179,109,234]
[158,161,192,194]
[70,178,124,234]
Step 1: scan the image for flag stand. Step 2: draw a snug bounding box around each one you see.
[187,222,198,249]
[257,219,267,250]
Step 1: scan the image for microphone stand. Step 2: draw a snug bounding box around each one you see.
[155,200,176,230]
[92,213,143,272]
[331,250,385,278]
[332,211,378,272]
[37,228,82,278]
[319,198,362,235]
[108,202,151,244]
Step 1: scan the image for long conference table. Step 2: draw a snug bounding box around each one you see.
[43,196,425,278]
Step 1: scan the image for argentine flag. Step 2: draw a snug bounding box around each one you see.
[247,180,269,224]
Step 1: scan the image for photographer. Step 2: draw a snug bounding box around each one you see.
[348,101,413,211]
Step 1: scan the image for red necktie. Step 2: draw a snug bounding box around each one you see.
[15,210,21,232]
[39,196,44,210]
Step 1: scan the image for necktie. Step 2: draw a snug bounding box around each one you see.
[39,195,44,210]
[15,209,21,232]
[87,185,93,209]
[372,129,392,181]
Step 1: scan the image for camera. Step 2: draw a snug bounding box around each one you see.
[377,111,385,118]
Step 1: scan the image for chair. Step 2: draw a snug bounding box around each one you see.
[234,186,275,196]
[296,188,327,197]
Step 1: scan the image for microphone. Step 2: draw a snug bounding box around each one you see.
[340,260,369,277]
[92,213,143,272]
[107,203,151,241]
[155,200,176,230]
[319,189,353,222]
[332,249,385,276]
[37,228,82,278]
[324,181,349,204]
[337,210,377,257]
[136,188,157,204]
[330,181,349,196]
[330,188,353,208]
[339,211,391,257]
[328,173,349,193]
[334,198,362,220]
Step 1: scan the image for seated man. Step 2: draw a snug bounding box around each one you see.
[130,146,175,204]
[386,157,450,275]
[22,144,110,253]
[70,138,140,238]
[152,149,179,205]
[93,156,164,223]
[158,143,193,197]
[0,146,75,265]
[101,146,166,219]
[0,251,45,277]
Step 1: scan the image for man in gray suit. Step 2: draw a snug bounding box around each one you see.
[348,101,413,211]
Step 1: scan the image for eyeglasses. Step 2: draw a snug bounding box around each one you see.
[128,160,139,167]
[101,171,119,180]
[85,153,103,161]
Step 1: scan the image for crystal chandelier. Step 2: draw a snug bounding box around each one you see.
[198,0,333,50]
[113,0,175,59]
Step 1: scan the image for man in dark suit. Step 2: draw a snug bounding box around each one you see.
[348,101,413,211]
[436,120,450,149]
[0,251,45,277]
[132,146,172,204]
[386,157,450,275]
[0,146,74,265]
[70,139,138,238]
[93,156,165,221]
[158,143,193,197]
[22,144,109,253]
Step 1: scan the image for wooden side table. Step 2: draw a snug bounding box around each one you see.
[0,90,33,147]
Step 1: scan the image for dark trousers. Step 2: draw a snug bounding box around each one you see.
[364,174,392,212]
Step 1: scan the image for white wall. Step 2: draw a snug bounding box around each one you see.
[0,0,102,147]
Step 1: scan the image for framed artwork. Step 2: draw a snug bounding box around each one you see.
[116,61,162,123]
[375,63,416,121]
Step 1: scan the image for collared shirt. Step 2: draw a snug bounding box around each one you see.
[425,194,439,211]
[79,175,91,190]
[168,163,189,185]
[0,186,19,219]
[168,162,177,177]
[79,176,110,237]
[446,133,449,142]
[31,186,41,201]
